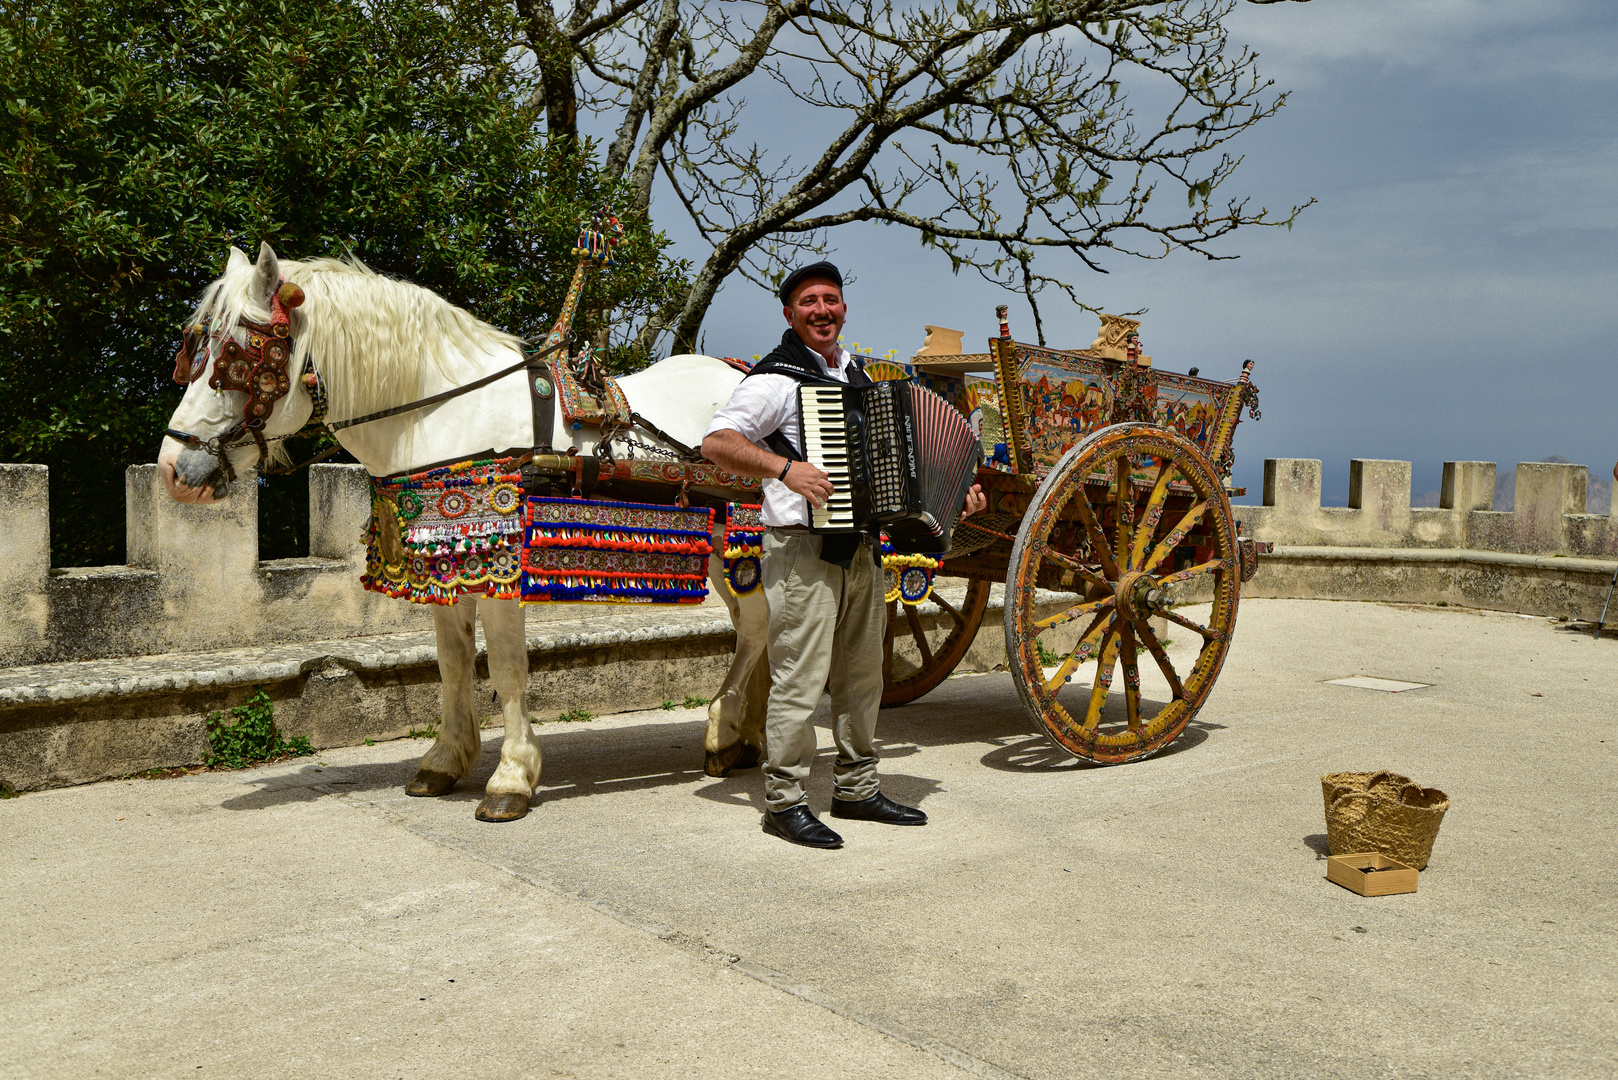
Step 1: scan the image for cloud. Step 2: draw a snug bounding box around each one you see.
[1230,0,1618,88]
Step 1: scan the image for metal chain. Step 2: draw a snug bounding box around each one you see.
[621,436,688,460]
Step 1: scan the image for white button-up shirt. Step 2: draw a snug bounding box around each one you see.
[705,345,855,527]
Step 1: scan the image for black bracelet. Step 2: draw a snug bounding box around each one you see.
[778,460,792,481]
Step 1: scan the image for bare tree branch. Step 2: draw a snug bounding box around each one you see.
[522,0,1314,352]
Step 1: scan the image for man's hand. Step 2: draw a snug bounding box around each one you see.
[783,460,835,509]
[960,483,987,521]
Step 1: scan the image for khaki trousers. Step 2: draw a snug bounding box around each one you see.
[760,530,886,811]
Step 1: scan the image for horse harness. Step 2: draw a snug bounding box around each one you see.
[164,280,699,491]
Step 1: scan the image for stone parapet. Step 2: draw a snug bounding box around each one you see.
[0,463,431,666]
[1237,458,1616,558]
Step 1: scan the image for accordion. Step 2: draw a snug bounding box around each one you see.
[798,380,982,555]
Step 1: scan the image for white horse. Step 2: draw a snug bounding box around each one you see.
[159,242,769,821]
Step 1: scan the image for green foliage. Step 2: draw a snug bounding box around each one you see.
[681,694,710,709]
[660,699,679,710]
[555,707,593,723]
[0,782,19,799]
[1035,639,1064,667]
[405,724,438,739]
[0,0,686,566]
[204,688,313,768]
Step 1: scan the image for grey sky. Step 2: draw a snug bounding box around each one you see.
[667,0,1618,504]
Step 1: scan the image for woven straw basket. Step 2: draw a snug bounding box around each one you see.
[1321,771,1450,870]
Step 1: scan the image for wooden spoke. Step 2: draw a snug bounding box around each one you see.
[1135,620,1186,701]
[1034,594,1115,632]
[1068,485,1121,581]
[903,602,934,667]
[931,590,966,627]
[1163,606,1219,641]
[1044,609,1114,693]
[1140,499,1209,575]
[1082,629,1122,730]
[1119,620,1142,730]
[1113,455,1134,572]
[1129,462,1178,571]
[1153,558,1231,589]
[1039,546,1111,590]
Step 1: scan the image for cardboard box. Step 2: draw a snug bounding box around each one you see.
[1326,852,1419,896]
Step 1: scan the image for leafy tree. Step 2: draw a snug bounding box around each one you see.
[0,0,685,566]
[517,0,1313,351]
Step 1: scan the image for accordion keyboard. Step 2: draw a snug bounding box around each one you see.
[800,386,857,530]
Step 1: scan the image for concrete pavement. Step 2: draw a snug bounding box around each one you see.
[3,598,1615,1079]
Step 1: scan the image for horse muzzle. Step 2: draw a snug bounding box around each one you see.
[161,441,231,503]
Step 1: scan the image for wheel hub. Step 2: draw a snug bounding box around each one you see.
[1116,570,1165,621]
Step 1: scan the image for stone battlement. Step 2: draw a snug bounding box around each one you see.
[0,463,431,668]
[1230,458,1617,623]
[1236,458,1617,556]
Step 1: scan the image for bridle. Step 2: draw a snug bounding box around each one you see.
[165,280,325,484]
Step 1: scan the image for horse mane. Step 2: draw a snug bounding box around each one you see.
[189,253,524,425]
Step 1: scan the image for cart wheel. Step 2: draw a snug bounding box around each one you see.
[1005,424,1239,763]
[882,577,992,706]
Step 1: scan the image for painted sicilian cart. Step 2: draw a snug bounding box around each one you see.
[882,309,1268,764]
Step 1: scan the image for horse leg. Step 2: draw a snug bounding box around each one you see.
[407,598,484,796]
[474,597,540,823]
[704,552,770,777]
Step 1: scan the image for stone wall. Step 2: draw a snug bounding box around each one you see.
[0,463,431,667]
[1231,459,1618,619]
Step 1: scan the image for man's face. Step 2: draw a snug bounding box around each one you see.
[784,277,846,358]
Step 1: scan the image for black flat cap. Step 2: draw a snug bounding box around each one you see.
[779,261,844,305]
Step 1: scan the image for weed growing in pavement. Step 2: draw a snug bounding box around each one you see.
[405,724,439,739]
[1035,640,1064,667]
[661,699,678,710]
[0,783,19,799]
[681,694,709,709]
[555,707,594,723]
[204,689,314,769]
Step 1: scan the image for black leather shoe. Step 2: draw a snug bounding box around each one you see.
[830,791,927,825]
[764,804,843,848]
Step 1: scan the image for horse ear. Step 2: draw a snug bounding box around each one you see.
[225,246,249,272]
[253,242,281,305]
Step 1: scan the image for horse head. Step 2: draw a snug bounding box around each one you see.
[159,242,319,503]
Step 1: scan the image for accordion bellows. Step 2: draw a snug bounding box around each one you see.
[363,459,713,605]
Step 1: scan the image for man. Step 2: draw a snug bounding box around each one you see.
[701,262,986,848]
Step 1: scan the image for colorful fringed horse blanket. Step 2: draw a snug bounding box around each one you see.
[363,458,712,605]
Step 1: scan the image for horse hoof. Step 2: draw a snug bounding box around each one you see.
[405,769,458,797]
[705,742,762,777]
[475,793,530,822]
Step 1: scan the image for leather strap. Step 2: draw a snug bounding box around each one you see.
[529,358,556,453]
